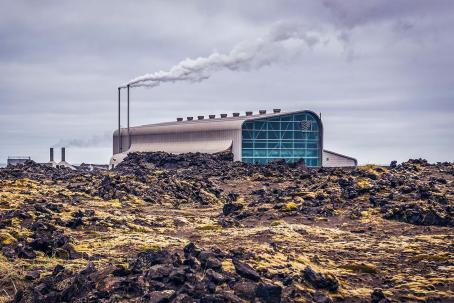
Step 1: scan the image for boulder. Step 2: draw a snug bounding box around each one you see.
[303,266,339,292]
[232,258,260,281]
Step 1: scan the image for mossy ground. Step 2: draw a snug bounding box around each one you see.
[0,159,453,302]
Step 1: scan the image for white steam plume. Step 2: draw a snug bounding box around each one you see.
[52,132,111,148]
[124,22,323,88]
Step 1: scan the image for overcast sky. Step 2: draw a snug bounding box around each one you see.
[1,0,453,165]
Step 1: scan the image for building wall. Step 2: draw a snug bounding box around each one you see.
[323,150,357,167]
[114,128,243,161]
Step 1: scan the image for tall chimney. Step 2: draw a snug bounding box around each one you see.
[49,148,54,162]
[220,114,227,118]
[61,147,66,162]
[259,110,266,115]
[187,117,193,121]
[232,112,240,117]
[273,109,281,113]
[245,111,253,116]
[197,115,204,120]
[209,114,216,119]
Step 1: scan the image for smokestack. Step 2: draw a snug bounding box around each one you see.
[209,114,216,119]
[259,110,266,115]
[187,117,193,121]
[197,115,204,120]
[245,111,253,116]
[49,148,54,162]
[220,114,227,118]
[177,117,183,122]
[56,147,75,170]
[273,109,281,113]
[232,113,240,117]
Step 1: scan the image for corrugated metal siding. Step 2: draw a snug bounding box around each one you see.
[115,128,243,161]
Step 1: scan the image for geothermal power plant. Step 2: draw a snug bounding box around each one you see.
[111,90,356,168]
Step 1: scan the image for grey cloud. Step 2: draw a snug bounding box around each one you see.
[0,0,453,164]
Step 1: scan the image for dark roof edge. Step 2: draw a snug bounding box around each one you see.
[323,149,358,166]
[131,109,321,129]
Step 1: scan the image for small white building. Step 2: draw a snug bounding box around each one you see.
[323,150,357,167]
[7,156,31,166]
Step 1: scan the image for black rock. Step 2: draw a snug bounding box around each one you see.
[371,288,388,303]
[80,261,96,275]
[303,266,339,292]
[144,289,176,303]
[256,283,282,303]
[184,242,201,258]
[25,270,40,281]
[130,250,171,272]
[206,269,226,284]
[223,202,243,216]
[233,281,257,301]
[198,251,222,270]
[232,258,260,281]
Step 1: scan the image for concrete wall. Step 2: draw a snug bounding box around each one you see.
[323,150,357,167]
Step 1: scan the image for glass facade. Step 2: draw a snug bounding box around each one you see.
[241,112,322,167]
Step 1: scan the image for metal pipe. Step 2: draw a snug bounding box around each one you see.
[127,85,130,148]
[118,87,121,153]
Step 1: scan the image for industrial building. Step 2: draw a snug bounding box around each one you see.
[111,109,357,168]
[7,156,31,166]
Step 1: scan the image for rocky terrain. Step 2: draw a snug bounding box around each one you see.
[0,153,452,302]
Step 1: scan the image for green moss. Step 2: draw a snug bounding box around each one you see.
[196,224,221,231]
[270,220,285,226]
[340,262,378,274]
[282,202,298,212]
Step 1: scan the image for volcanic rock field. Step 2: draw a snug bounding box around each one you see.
[0,153,452,302]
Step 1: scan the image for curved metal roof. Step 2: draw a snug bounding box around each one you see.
[114,110,321,136]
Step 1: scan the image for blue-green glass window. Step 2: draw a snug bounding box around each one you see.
[282,131,293,140]
[241,111,322,167]
[255,130,267,140]
[254,141,267,149]
[268,131,280,140]
[243,122,253,130]
[243,140,253,148]
[242,149,253,157]
[242,130,253,140]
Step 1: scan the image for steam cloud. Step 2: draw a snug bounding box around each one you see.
[124,22,323,88]
[52,132,111,148]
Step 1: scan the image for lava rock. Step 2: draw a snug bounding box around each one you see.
[303,266,339,292]
[256,283,282,303]
[232,258,260,281]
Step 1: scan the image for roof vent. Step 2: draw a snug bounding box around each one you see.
[259,110,266,115]
[273,109,281,113]
[245,111,253,116]
[187,117,193,121]
[176,117,183,122]
[209,114,216,119]
[197,115,204,120]
[232,112,240,117]
[220,114,227,118]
